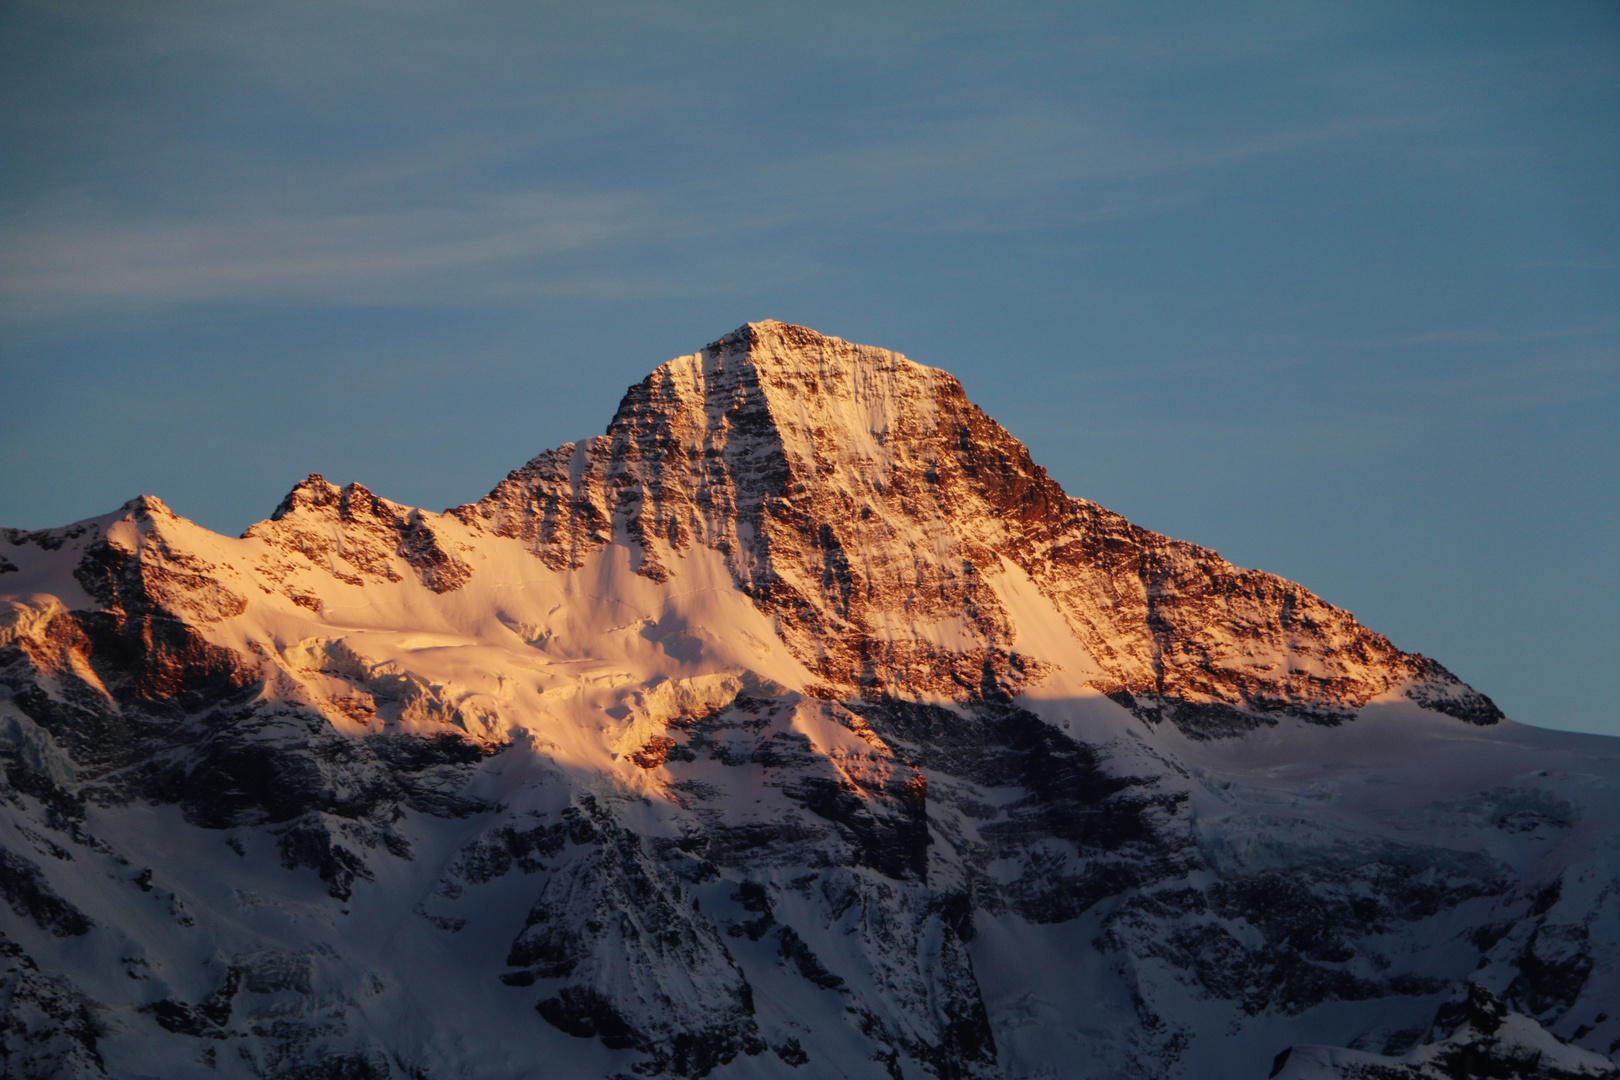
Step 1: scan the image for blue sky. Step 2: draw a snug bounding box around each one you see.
[2,2,1616,734]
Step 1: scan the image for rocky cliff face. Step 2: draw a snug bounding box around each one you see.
[0,322,1612,1080]
[469,322,1497,731]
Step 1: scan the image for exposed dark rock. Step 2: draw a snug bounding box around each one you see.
[773,1037,809,1066]
[0,935,105,1080]
[775,926,844,990]
[0,846,91,936]
[274,815,374,900]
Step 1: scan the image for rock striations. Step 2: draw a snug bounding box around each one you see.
[0,321,1613,1080]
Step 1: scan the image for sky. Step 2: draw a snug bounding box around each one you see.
[2,1,1616,735]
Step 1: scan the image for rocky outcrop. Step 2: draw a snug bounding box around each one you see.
[504,800,767,1076]
[1272,985,1620,1079]
[246,475,473,598]
[0,936,105,1080]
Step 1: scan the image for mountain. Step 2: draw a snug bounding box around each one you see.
[1,320,1615,1080]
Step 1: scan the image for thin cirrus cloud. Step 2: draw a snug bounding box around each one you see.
[0,107,1429,321]
[0,190,708,317]
[0,4,1468,323]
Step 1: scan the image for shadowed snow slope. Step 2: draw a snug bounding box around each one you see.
[1,322,1613,1080]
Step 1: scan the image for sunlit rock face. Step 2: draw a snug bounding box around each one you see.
[468,321,1497,728]
[1,322,1613,1080]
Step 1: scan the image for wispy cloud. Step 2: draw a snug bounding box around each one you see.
[0,189,717,317]
[1398,321,1619,347]
[1413,348,1620,419]
[1,0,1608,323]
[0,106,1427,319]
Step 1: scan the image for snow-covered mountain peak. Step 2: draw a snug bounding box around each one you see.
[5,322,1602,1080]
[462,322,1498,733]
[120,493,177,520]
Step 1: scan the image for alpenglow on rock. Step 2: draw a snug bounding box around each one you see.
[1,321,1615,1080]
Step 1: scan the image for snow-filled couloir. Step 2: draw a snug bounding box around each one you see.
[1,321,1615,1080]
